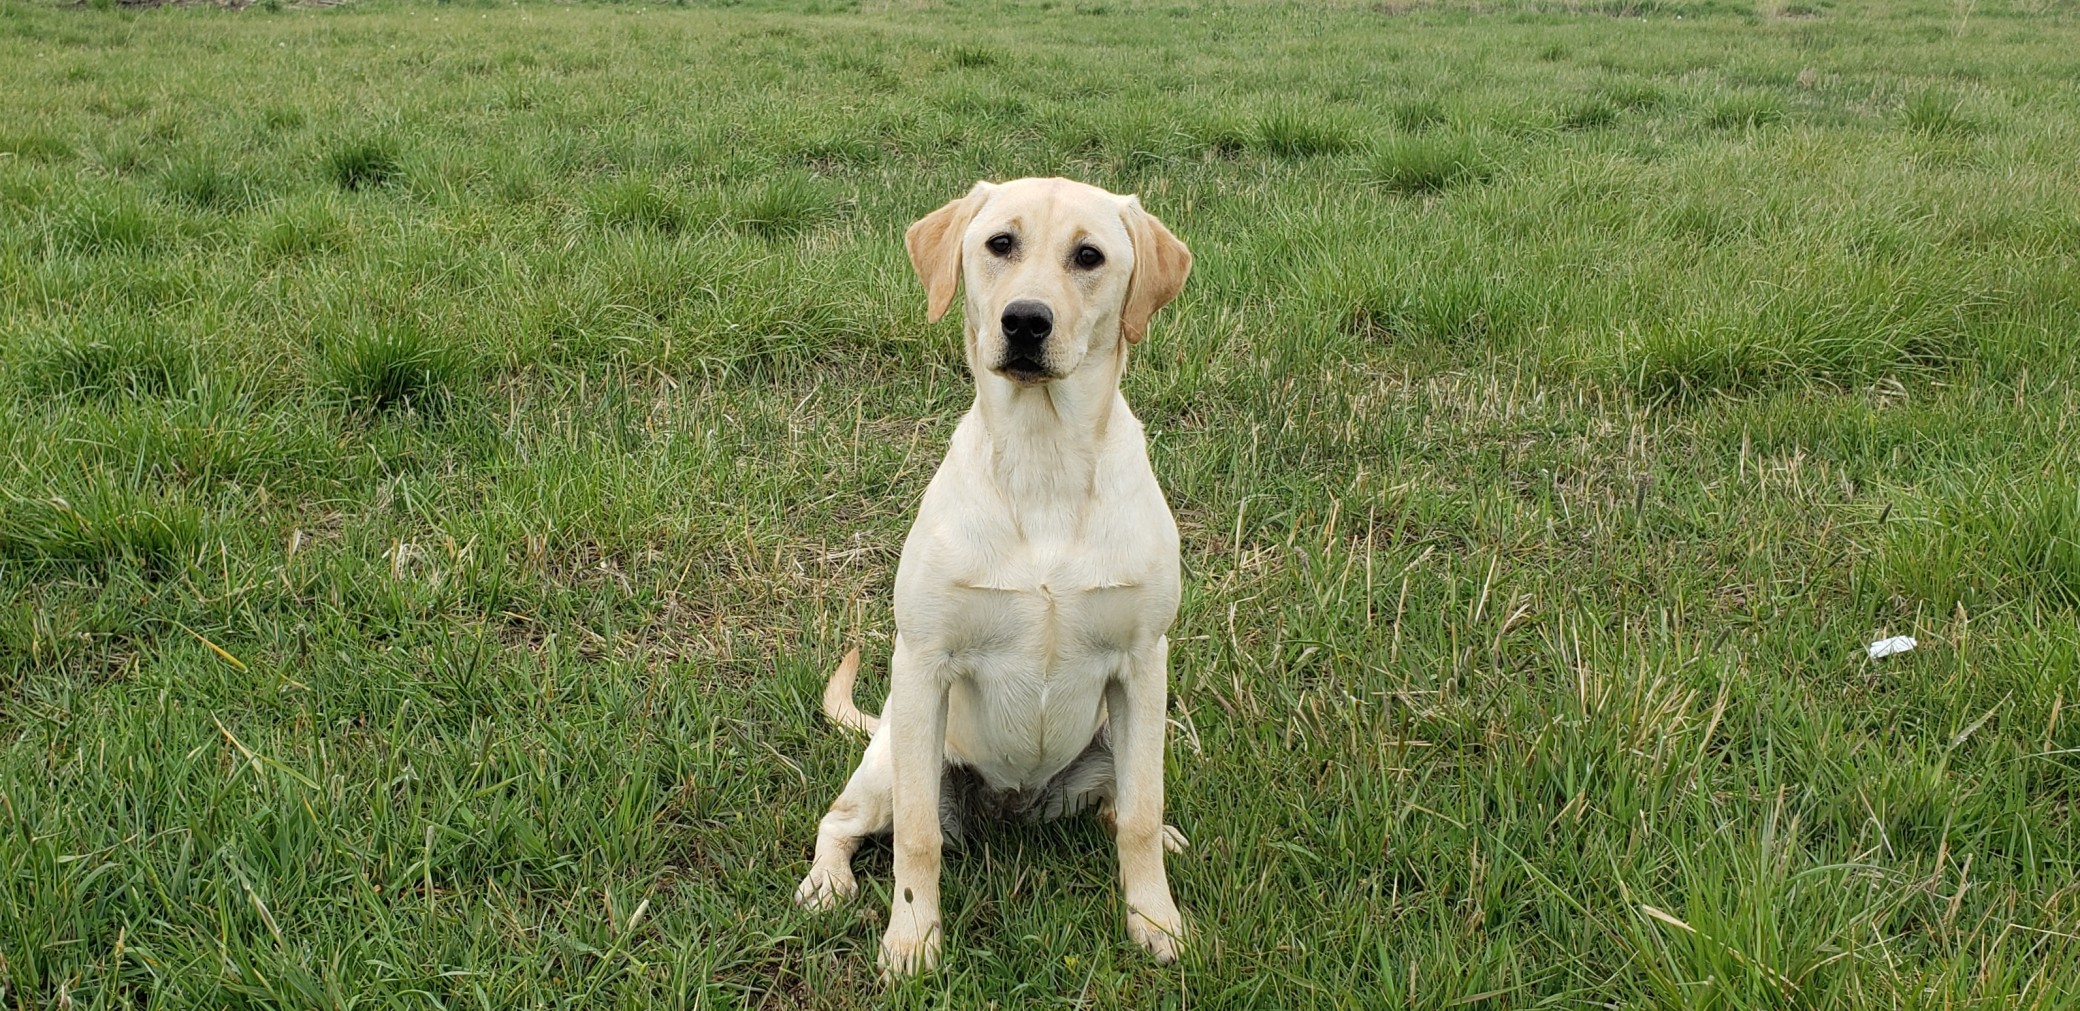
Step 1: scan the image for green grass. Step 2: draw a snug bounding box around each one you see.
[1368,134,1497,195]
[321,324,471,417]
[1256,107,1358,157]
[320,136,403,191]
[1703,88,1788,129]
[587,175,691,234]
[1902,87,1980,137]
[52,189,165,254]
[2,0,2078,1006]
[159,155,259,212]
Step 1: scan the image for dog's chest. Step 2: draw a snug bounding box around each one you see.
[945,543,1151,657]
[934,545,1153,786]
[902,455,1179,669]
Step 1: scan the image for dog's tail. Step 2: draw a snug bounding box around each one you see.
[821,648,880,735]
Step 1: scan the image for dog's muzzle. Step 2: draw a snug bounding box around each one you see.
[995,300,1055,382]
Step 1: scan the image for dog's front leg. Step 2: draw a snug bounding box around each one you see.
[1108,635,1186,962]
[880,637,949,978]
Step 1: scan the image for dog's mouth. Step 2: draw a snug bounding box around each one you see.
[994,355,1056,384]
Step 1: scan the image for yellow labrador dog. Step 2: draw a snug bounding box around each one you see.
[795,177,1193,976]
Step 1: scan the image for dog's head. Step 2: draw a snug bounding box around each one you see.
[905,178,1191,385]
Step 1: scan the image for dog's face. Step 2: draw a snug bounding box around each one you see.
[905,178,1191,385]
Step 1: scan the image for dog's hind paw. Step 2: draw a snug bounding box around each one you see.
[793,866,856,911]
[1161,824,1188,853]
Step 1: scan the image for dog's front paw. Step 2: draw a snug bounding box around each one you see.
[1161,824,1189,853]
[793,865,856,911]
[1128,906,1186,963]
[878,920,943,979]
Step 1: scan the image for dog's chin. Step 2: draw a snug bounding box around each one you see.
[992,358,1057,385]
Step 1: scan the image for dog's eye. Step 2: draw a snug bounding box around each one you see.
[986,233,1015,256]
[1073,245,1104,269]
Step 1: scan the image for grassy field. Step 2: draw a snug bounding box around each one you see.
[3,0,2079,1004]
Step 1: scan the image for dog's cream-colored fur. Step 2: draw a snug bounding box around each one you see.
[795,177,1193,977]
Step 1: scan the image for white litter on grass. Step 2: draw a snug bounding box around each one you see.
[1867,635,1918,659]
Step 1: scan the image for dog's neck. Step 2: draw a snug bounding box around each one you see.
[967,329,1131,543]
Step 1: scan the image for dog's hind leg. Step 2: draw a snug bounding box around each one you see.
[1096,801,1190,854]
[795,729,893,911]
[1071,729,1187,853]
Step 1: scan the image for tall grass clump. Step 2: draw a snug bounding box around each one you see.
[1391,96,1449,133]
[729,172,840,237]
[160,157,258,211]
[322,326,469,416]
[1337,270,1518,347]
[1871,476,2080,610]
[1255,108,1355,157]
[587,177,688,234]
[1368,135,1494,195]
[54,190,162,253]
[322,137,403,191]
[255,196,349,258]
[0,480,206,573]
[1,129,74,162]
[260,105,307,132]
[945,44,1002,68]
[793,134,882,171]
[1902,89,1977,137]
[1187,114,1254,158]
[16,322,197,399]
[1594,263,1992,398]
[1560,96,1621,130]
[1705,89,1786,129]
[1602,80,1668,111]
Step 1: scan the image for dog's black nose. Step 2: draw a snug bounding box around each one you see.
[1000,301,1053,348]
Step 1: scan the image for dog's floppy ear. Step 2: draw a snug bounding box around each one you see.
[1120,196,1192,344]
[905,181,994,324]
